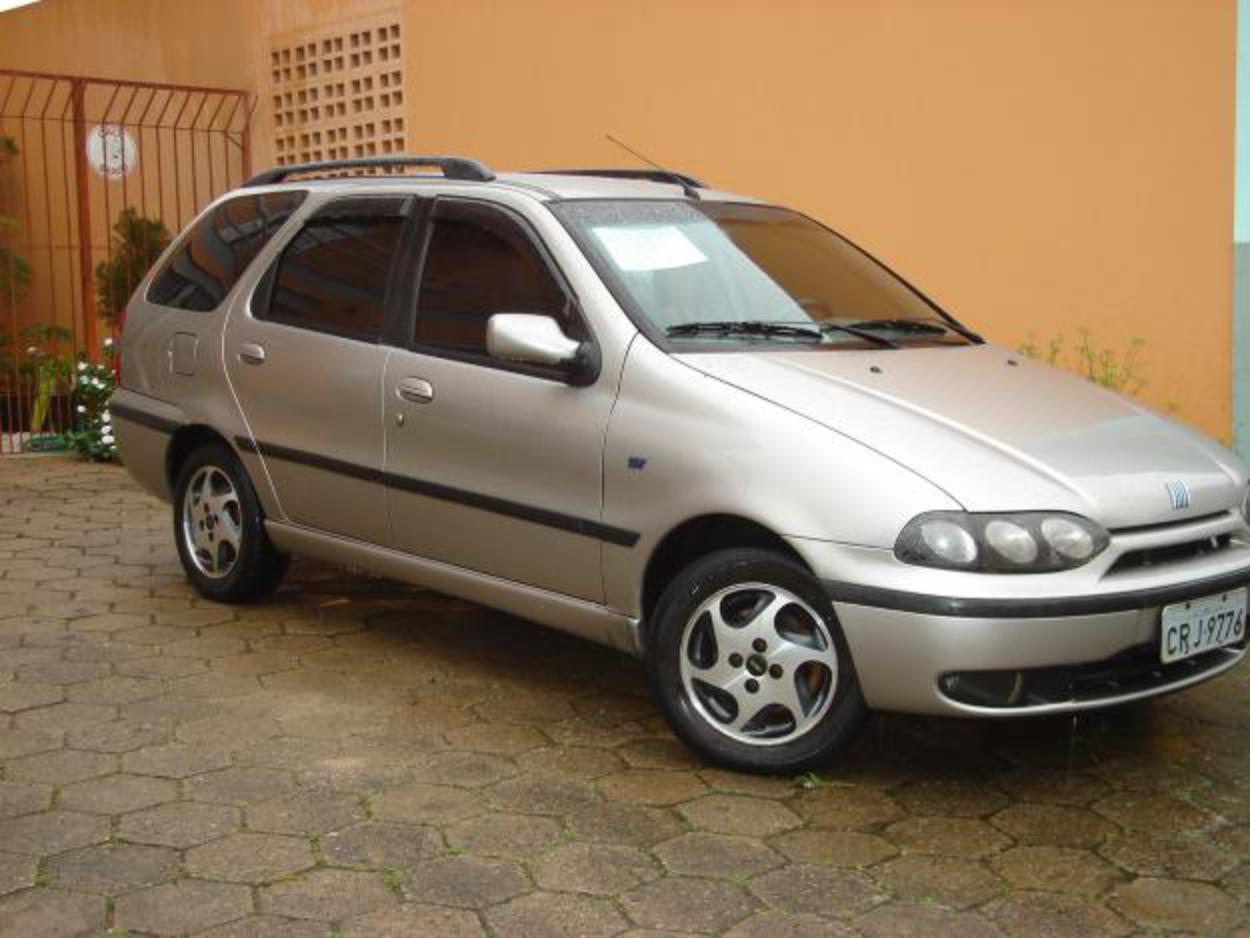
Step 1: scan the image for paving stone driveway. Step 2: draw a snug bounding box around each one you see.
[1,456,1249,937]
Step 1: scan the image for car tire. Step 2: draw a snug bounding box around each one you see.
[172,441,289,602]
[647,548,866,773]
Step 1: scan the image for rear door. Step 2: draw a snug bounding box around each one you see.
[224,194,415,543]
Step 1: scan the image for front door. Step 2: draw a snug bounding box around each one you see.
[384,198,619,601]
[225,194,413,544]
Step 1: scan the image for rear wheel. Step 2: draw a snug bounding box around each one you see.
[647,548,865,773]
[172,442,289,602]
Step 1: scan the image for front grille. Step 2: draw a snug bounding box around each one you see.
[939,641,1245,708]
[1110,533,1231,574]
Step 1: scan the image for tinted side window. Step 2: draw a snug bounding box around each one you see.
[414,202,575,354]
[148,191,306,311]
[262,199,406,342]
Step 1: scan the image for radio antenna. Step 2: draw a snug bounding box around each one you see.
[605,133,701,200]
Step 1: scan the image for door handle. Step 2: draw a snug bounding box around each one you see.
[238,343,266,365]
[396,377,434,404]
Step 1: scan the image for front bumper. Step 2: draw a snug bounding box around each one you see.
[826,593,1246,716]
[790,526,1250,717]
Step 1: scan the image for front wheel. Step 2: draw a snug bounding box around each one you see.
[646,548,866,773]
[172,442,289,602]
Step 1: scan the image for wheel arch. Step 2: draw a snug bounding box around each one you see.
[639,513,811,646]
[165,424,237,492]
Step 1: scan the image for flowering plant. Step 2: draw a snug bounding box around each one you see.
[64,338,118,461]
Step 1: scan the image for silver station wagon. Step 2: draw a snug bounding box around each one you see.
[113,156,1249,772]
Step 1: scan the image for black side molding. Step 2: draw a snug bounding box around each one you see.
[109,402,180,435]
[236,436,640,548]
[824,567,1250,619]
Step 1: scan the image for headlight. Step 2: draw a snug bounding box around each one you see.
[895,511,1109,572]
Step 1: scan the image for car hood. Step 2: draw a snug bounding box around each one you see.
[676,343,1247,529]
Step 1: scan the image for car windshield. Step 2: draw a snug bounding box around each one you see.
[553,200,974,348]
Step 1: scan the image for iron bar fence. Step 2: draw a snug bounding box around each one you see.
[0,68,253,454]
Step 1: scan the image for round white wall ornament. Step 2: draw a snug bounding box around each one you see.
[86,124,137,179]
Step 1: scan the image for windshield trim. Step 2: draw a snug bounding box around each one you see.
[546,197,980,355]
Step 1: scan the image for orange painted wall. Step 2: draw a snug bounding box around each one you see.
[0,0,1236,438]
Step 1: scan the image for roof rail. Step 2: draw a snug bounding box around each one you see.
[243,155,496,187]
[536,168,706,189]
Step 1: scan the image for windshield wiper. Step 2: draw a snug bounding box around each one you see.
[665,320,823,341]
[845,317,983,343]
[813,322,900,349]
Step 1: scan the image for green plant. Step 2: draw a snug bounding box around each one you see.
[1018,329,1147,398]
[0,135,33,320]
[94,207,170,326]
[64,340,118,461]
[20,322,72,433]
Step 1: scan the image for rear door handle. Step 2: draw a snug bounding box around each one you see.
[396,377,434,404]
[238,343,266,365]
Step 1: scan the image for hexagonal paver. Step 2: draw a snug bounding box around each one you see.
[621,876,758,933]
[794,785,903,830]
[445,722,548,754]
[770,829,898,867]
[598,769,707,806]
[114,879,254,935]
[248,792,367,834]
[1109,876,1244,932]
[514,746,625,780]
[119,801,241,848]
[750,863,885,919]
[57,772,178,814]
[655,832,782,880]
[1093,791,1215,835]
[186,832,315,883]
[677,793,803,838]
[566,801,686,847]
[321,821,444,869]
[883,816,1011,859]
[0,851,36,896]
[532,841,659,895]
[0,780,52,818]
[489,775,600,816]
[44,843,180,893]
[185,766,297,804]
[65,718,171,753]
[0,810,109,856]
[0,681,64,712]
[341,902,485,937]
[726,910,855,937]
[444,812,562,858]
[0,888,107,937]
[873,856,1004,910]
[855,903,1001,938]
[982,890,1131,937]
[122,742,233,778]
[893,778,1010,818]
[261,867,396,920]
[0,727,61,759]
[195,915,333,937]
[991,803,1115,848]
[4,748,117,784]
[990,845,1123,896]
[371,784,479,825]
[485,891,628,936]
[405,856,529,909]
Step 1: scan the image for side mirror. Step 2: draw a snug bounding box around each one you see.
[486,314,593,382]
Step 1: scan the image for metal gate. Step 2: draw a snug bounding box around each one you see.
[0,69,253,454]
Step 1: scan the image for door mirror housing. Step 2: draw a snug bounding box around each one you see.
[486,313,595,383]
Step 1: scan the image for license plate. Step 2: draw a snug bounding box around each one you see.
[1160,588,1247,664]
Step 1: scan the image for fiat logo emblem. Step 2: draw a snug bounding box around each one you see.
[1165,480,1191,511]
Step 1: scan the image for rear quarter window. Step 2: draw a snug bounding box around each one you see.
[146,190,307,312]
